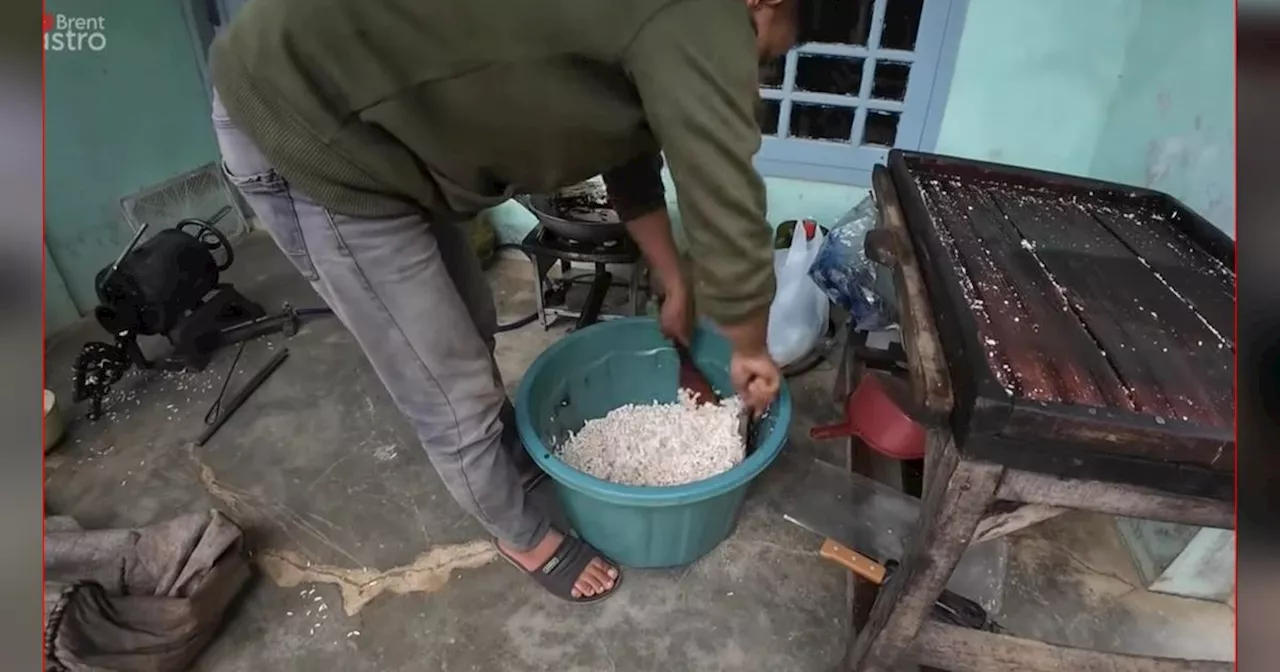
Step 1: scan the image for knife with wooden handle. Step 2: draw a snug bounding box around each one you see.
[816,538,997,631]
[819,538,888,584]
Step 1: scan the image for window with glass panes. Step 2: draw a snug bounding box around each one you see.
[755,0,966,185]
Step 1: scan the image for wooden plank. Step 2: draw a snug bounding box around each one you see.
[871,166,954,422]
[972,503,1067,544]
[1087,203,1234,339]
[996,404,1233,473]
[916,179,1134,410]
[987,189,1232,430]
[840,336,881,638]
[961,433,1232,501]
[913,622,1232,672]
[996,469,1233,529]
[837,338,933,672]
[845,442,1002,672]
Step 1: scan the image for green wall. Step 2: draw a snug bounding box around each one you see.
[934,0,1140,175]
[1089,0,1235,234]
[936,0,1233,235]
[44,244,80,336]
[45,0,218,325]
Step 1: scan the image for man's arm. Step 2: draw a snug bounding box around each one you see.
[621,0,775,358]
[603,153,694,345]
[625,210,687,300]
[601,153,686,303]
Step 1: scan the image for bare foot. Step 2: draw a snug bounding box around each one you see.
[499,530,619,599]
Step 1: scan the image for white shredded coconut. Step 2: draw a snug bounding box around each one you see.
[558,391,746,487]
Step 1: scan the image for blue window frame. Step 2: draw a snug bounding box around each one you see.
[755,0,967,186]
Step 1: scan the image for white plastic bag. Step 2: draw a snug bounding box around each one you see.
[767,223,830,367]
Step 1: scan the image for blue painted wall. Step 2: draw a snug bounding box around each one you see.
[45,0,218,326]
[1089,0,1235,235]
[934,0,1140,175]
[935,0,1232,234]
[44,244,80,337]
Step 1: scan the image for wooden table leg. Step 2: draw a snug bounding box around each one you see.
[844,440,1003,672]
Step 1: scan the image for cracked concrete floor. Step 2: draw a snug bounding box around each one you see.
[44,231,1231,670]
[44,232,851,672]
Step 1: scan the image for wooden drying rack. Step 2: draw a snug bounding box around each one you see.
[837,166,1234,672]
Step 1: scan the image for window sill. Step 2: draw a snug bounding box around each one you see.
[754,157,873,187]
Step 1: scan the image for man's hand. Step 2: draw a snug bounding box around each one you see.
[730,349,781,417]
[659,287,694,346]
[718,309,781,417]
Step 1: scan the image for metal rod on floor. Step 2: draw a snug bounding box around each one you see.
[195,348,290,447]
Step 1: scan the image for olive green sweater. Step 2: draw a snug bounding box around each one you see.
[210,0,773,323]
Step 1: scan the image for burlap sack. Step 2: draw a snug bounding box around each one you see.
[44,510,251,672]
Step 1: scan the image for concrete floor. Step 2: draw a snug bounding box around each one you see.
[44,232,1233,670]
[45,232,851,672]
[994,511,1233,662]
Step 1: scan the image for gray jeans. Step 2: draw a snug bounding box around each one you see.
[211,93,549,551]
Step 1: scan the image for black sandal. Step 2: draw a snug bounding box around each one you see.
[497,534,623,603]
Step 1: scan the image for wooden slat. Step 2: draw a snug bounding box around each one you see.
[913,622,1232,672]
[872,167,954,422]
[996,469,1234,529]
[1087,204,1235,338]
[917,179,1134,410]
[987,189,1232,429]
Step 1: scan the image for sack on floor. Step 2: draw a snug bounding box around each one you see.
[44,510,252,672]
[767,220,830,367]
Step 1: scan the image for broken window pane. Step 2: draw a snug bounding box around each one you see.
[795,56,864,96]
[871,62,911,100]
[880,0,925,51]
[791,104,856,142]
[863,110,900,146]
[760,56,785,89]
[798,0,875,45]
[759,99,781,136]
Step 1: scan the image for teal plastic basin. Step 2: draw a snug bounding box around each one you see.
[514,317,792,568]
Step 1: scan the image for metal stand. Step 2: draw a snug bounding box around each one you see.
[520,225,646,329]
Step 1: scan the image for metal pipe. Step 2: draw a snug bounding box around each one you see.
[98,223,149,290]
[195,348,290,447]
[575,268,612,329]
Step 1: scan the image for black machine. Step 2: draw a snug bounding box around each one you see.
[73,207,266,420]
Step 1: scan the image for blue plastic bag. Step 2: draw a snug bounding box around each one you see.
[808,196,896,331]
